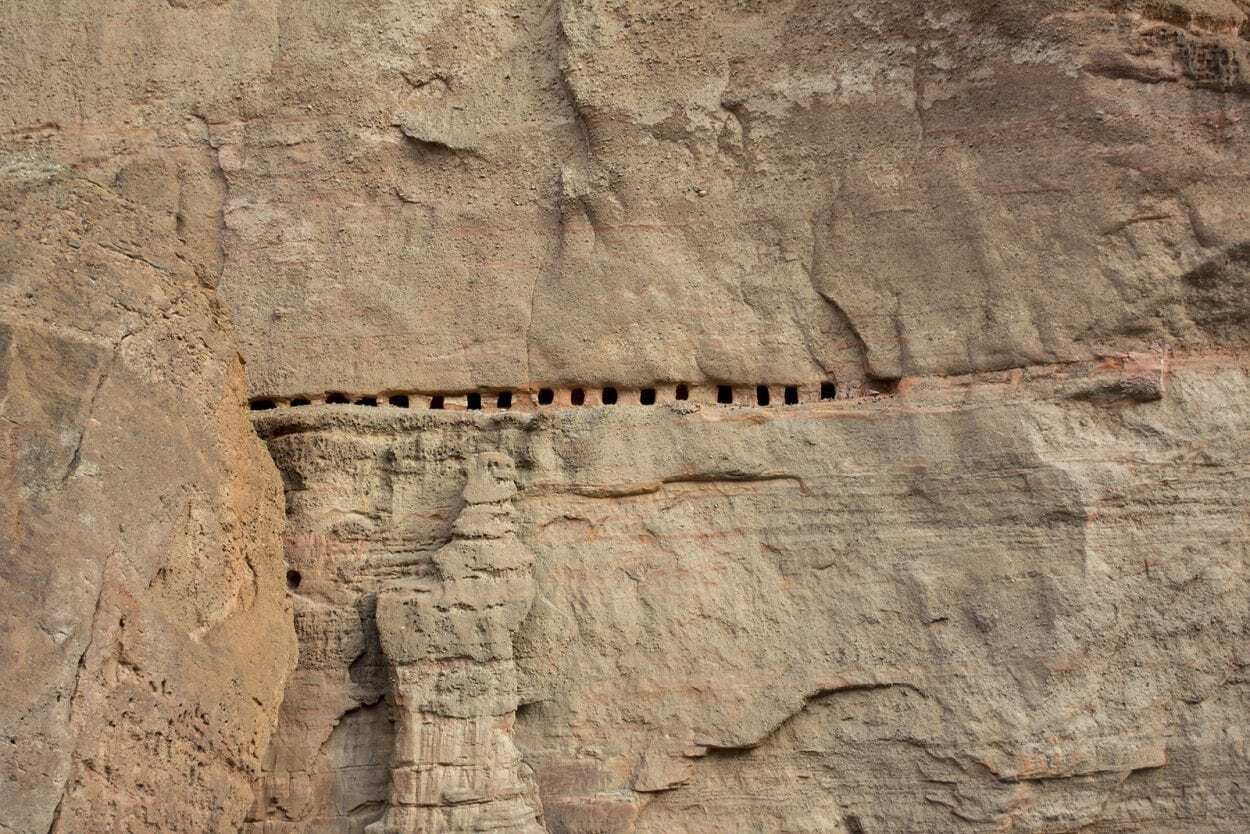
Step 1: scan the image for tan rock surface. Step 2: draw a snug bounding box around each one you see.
[0,166,296,833]
[369,452,544,834]
[250,353,1250,833]
[4,1,1250,833]
[7,1,1249,397]
[210,0,1250,394]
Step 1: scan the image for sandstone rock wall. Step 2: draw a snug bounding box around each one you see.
[369,452,544,834]
[200,0,1250,396]
[4,1,1250,832]
[13,1,1247,399]
[250,351,1250,833]
[0,167,297,833]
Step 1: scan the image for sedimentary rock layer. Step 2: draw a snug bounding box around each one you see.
[250,352,1250,833]
[4,1,1250,832]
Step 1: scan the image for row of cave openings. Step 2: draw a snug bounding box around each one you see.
[249,381,842,412]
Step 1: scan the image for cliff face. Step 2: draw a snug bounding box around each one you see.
[0,169,296,832]
[248,357,1250,834]
[10,1,1244,397]
[3,1,1250,833]
[210,0,1249,395]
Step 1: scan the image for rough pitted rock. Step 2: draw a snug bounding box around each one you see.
[370,452,544,834]
[4,1,1250,833]
[0,166,296,833]
[3,2,1248,396]
[249,353,1250,833]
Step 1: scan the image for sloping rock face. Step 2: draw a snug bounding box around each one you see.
[0,167,296,833]
[250,353,1250,834]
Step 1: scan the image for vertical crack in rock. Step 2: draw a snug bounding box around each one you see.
[806,204,882,381]
[525,0,599,388]
[368,453,547,834]
[58,353,112,487]
[192,114,230,289]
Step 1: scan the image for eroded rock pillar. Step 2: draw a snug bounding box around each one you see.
[369,452,546,834]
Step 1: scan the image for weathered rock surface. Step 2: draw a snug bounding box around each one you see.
[251,352,1250,833]
[212,0,1250,395]
[369,452,544,834]
[0,166,296,833]
[7,1,1248,397]
[4,1,1250,833]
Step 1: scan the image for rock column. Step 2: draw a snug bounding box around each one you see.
[368,452,546,834]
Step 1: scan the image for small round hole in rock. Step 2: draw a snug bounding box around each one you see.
[291,397,311,407]
[820,382,836,401]
[249,399,277,411]
[640,388,656,405]
[538,388,554,405]
[717,385,733,404]
[571,388,585,406]
[388,394,410,408]
[756,386,770,406]
[602,387,618,405]
[784,386,799,405]
[497,392,512,409]
[675,384,689,401]
[326,392,350,404]
[467,393,482,410]
[286,569,302,590]
[430,395,445,410]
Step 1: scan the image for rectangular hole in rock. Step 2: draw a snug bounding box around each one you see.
[429,395,445,410]
[784,385,798,405]
[538,388,554,405]
[291,397,311,407]
[821,382,836,401]
[756,386,770,406]
[326,392,350,404]
[601,387,618,405]
[869,379,900,397]
[388,394,410,408]
[355,396,378,407]
[467,392,482,410]
[717,385,733,404]
[640,388,656,405]
[497,392,512,409]
[571,388,586,406]
[249,399,277,411]
[675,384,689,400]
